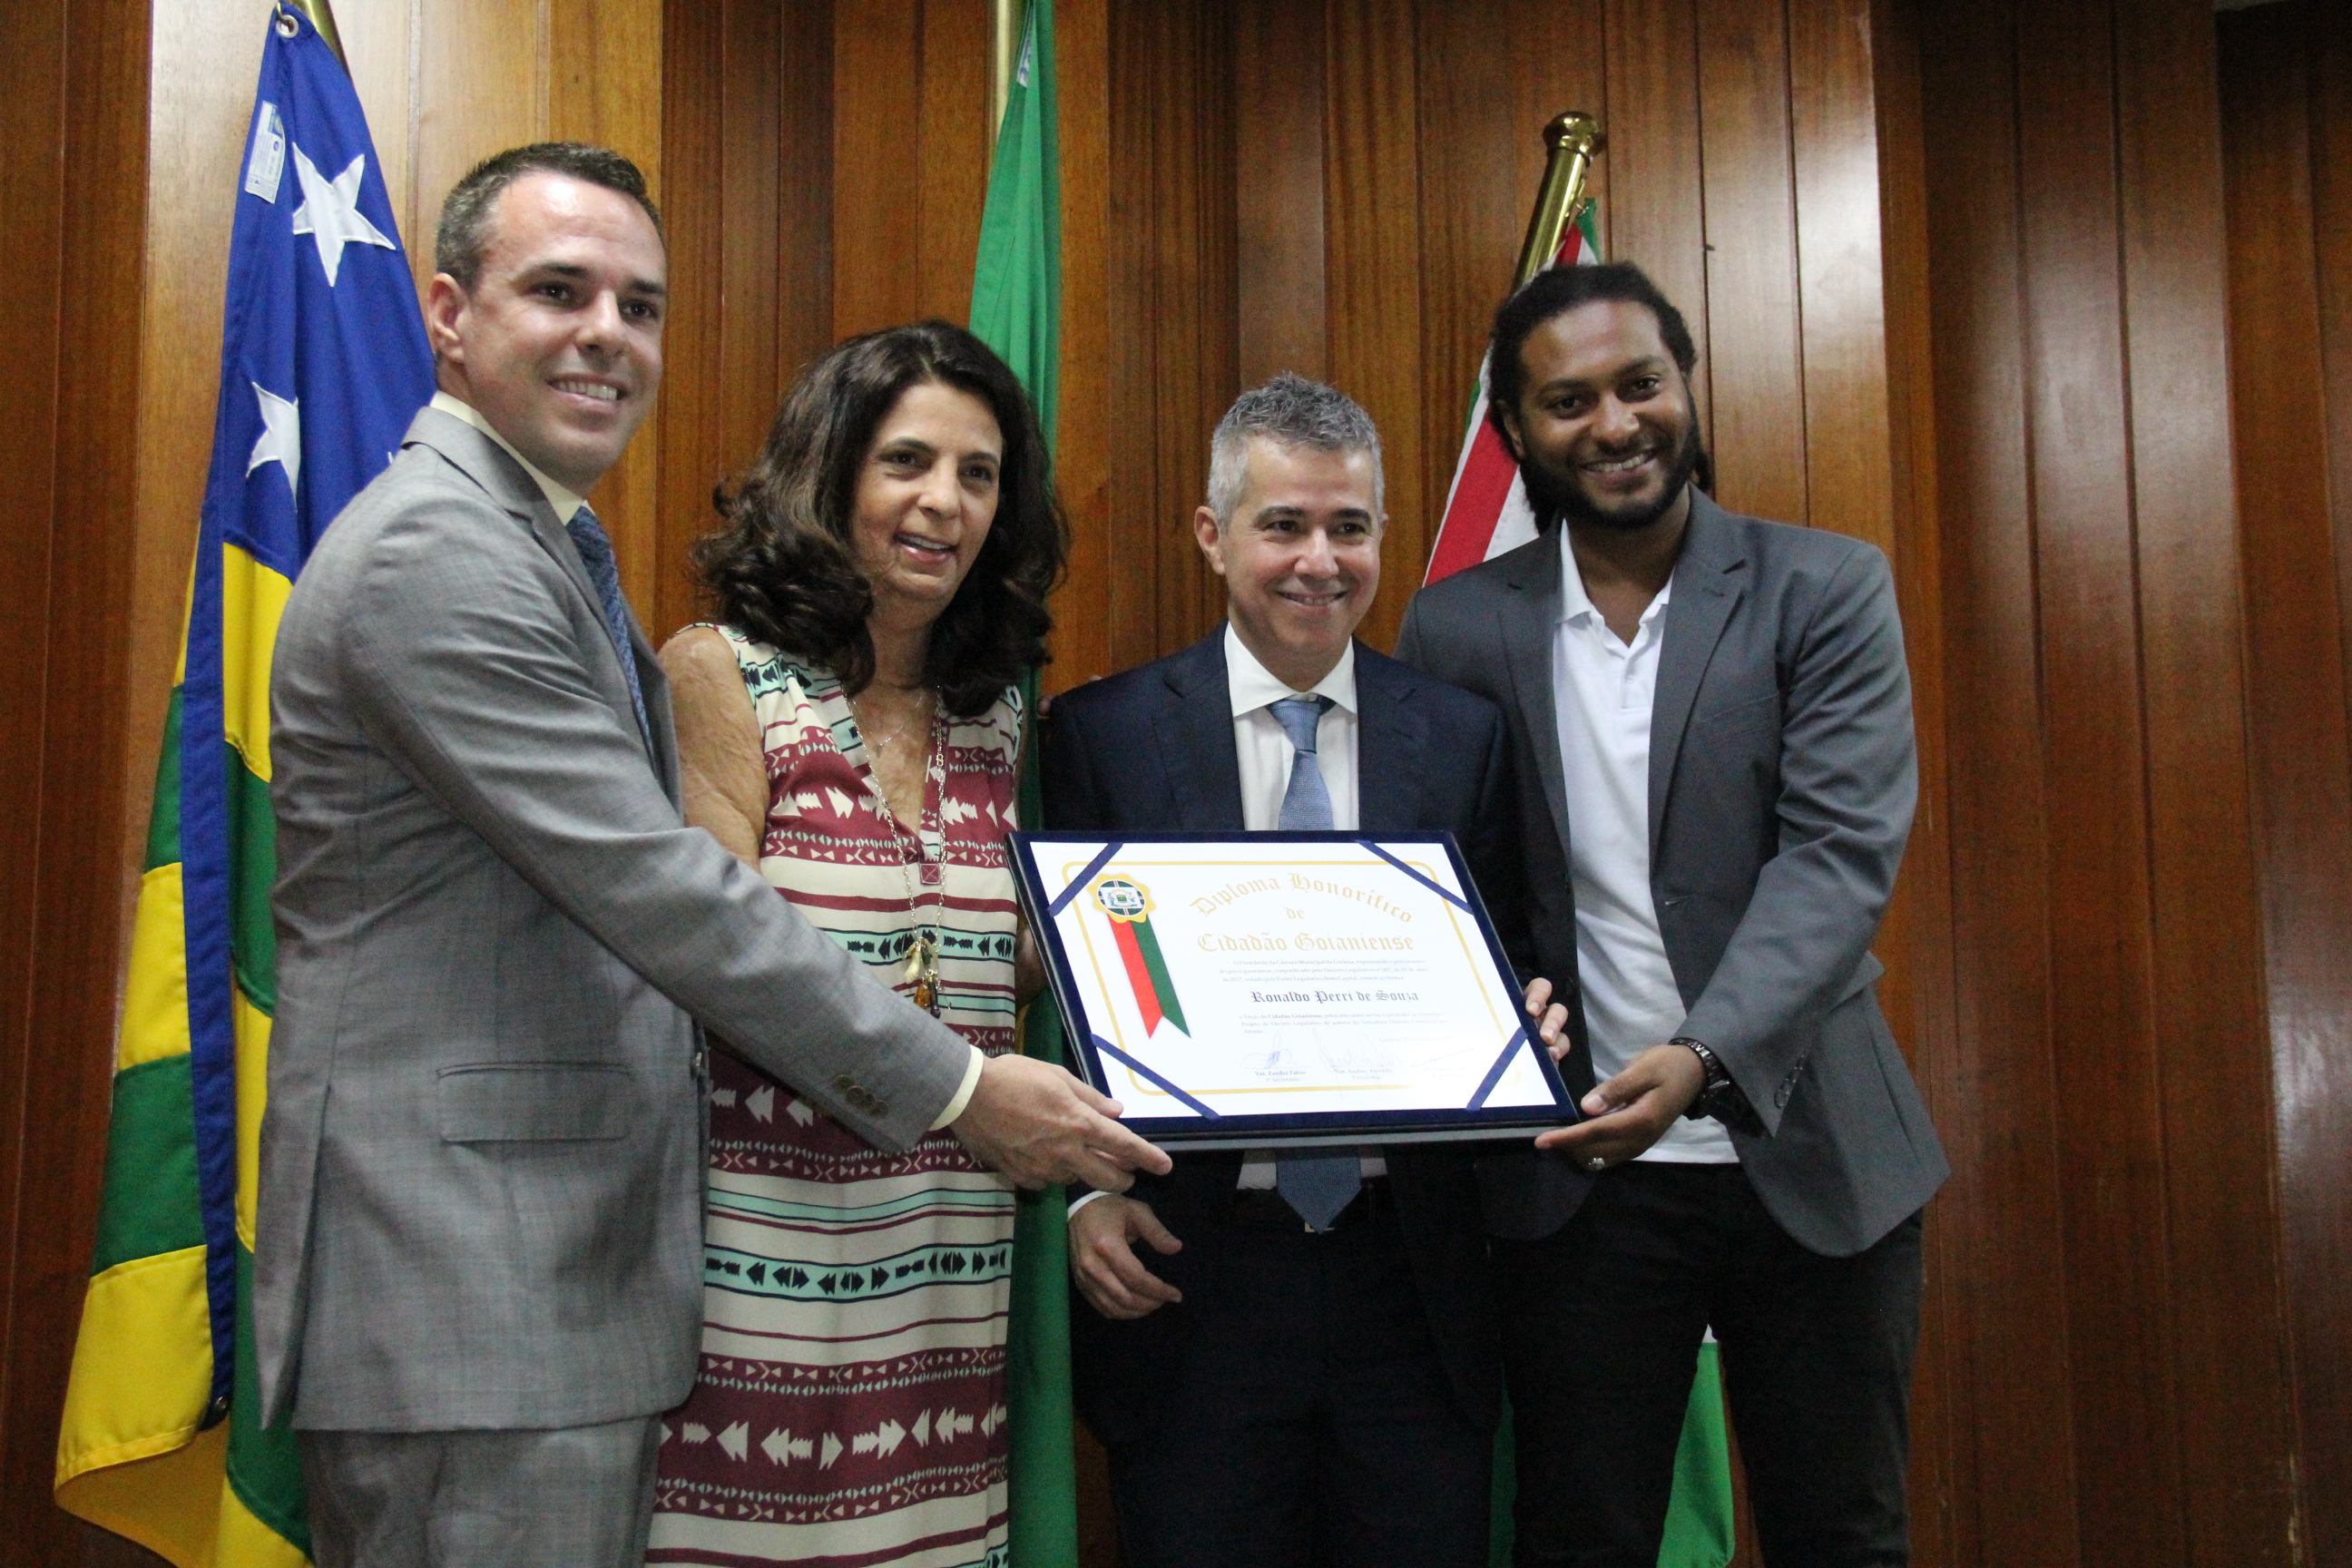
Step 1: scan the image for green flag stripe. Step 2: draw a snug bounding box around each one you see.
[144,689,184,874]
[225,1242,311,1553]
[91,1054,205,1276]
[229,755,278,1015]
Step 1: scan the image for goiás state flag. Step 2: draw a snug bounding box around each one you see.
[54,8,432,1565]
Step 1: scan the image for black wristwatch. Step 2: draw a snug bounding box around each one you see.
[1673,1037,1764,1135]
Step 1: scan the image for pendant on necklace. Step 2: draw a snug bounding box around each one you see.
[906,929,941,1016]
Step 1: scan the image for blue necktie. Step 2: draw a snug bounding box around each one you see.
[564,505,650,743]
[1268,693,1359,1230]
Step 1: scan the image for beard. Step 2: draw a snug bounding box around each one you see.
[1522,413,1705,535]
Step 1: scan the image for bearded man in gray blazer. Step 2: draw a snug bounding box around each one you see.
[1395,262,1947,1567]
[259,142,1164,1568]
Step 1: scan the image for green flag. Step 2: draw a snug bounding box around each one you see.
[969,5,1075,1565]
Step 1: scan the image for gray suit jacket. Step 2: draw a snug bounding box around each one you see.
[257,407,973,1431]
[1395,491,1947,1257]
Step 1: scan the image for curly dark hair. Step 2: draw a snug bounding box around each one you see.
[691,320,1068,719]
[1487,260,1712,496]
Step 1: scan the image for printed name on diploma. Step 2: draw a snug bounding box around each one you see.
[1249,989,1424,1004]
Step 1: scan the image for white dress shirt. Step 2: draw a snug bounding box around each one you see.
[1553,546,1736,1163]
[429,394,993,1129]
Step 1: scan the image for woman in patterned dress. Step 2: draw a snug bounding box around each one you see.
[646,321,1066,1568]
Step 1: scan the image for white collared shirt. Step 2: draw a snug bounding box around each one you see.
[1225,622,1361,831]
[1553,544,1735,1162]
[430,397,990,1130]
[429,391,589,523]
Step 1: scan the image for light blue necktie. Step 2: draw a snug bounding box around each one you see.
[1268,693,1360,1230]
[564,505,650,743]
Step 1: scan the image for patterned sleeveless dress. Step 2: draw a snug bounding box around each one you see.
[646,626,1020,1568]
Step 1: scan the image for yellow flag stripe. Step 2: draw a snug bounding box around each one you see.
[57,1423,230,1568]
[54,1246,211,1484]
[220,543,293,785]
[234,986,271,1249]
[121,862,192,1072]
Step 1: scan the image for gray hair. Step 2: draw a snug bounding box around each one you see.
[1205,373,1385,524]
[436,142,662,290]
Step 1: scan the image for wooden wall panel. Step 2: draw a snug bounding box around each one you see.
[1054,0,1115,690]
[2013,6,2184,1563]
[0,0,154,1560]
[1912,0,2079,1561]
[1321,0,1425,648]
[1866,0,1964,1553]
[1106,0,1234,666]
[1601,0,1710,433]
[2221,5,2352,1563]
[2114,6,2295,1563]
[1791,0,1895,556]
[1694,0,1808,525]
[1232,0,1327,390]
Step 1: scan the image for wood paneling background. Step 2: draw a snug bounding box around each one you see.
[2220,5,2352,1565]
[1896,1,2305,1564]
[0,0,160,1563]
[6,2,2349,1564]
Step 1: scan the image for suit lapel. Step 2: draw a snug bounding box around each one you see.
[404,408,663,774]
[1152,632,1247,829]
[1354,644,1428,832]
[1648,495,1748,857]
[1494,532,1573,869]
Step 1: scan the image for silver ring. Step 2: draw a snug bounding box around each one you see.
[1585,1156,1605,1171]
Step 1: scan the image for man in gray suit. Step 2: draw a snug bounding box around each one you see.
[1396,262,1947,1566]
[260,142,1164,1568]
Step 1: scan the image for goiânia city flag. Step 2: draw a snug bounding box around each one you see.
[1091,875,1190,1039]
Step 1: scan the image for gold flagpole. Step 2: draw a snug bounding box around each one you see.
[280,0,349,73]
[990,0,1031,170]
[1512,113,1605,289]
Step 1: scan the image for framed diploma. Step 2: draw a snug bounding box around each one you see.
[1007,830,1578,1148]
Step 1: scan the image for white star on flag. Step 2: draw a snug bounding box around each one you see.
[290,144,396,286]
[248,382,301,497]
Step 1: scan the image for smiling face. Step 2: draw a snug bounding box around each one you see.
[1500,298,1702,536]
[849,379,1004,630]
[1195,436,1383,691]
[426,172,667,495]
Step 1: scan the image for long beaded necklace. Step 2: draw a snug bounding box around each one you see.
[853,690,946,1016]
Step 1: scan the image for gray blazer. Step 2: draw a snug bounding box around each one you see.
[257,407,973,1432]
[1395,491,1947,1257]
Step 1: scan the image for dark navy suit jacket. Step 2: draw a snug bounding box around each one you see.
[1042,629,1523,1442]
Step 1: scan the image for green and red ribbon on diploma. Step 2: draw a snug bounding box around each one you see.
[1091,875,1190,1038]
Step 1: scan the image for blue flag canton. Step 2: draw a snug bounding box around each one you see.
[206,6,432,583]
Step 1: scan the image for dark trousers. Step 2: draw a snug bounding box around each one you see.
[1102,1194,1491,1568]
[1496,1162,1924,1568]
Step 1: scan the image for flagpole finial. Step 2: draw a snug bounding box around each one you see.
[991,0,1032,165]
[279,0,350,74]
[1514,113,1605,290]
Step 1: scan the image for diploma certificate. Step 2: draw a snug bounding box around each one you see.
[1008,831,1576,1147]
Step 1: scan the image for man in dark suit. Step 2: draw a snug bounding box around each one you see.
[1395,262,1948,1567]
[1044,374,1560,1568]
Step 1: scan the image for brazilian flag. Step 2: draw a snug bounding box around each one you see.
[54,9,432,1563]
